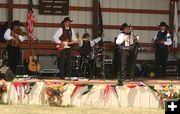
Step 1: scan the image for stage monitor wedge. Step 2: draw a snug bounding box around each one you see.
[0,67,15,81]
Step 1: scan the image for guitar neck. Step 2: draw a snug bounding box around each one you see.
[30,42,35,57]
[67,41,77,44]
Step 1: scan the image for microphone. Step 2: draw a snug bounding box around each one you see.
[129,24,132,30]
[129,24,134,35]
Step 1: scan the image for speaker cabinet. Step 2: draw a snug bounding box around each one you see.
[0,67,15,81]
[38,55,59,74]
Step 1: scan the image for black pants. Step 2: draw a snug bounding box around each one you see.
[129,45,139,79]
[113,47,120,76]
[155,48,168,77]
[59,49,72,77]
[6,45,21,74]
[117,46,136,83]
[80,55,95,78]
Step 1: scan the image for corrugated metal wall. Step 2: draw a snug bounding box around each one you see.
[0,0,179,61]
[0,0,173,42]
[0,0,8,22]
[100,0,169,42]
[11,0,92,41]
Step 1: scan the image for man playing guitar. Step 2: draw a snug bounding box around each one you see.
[53,17,78,79]
[4,20,26,74]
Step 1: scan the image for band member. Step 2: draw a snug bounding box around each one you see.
[116,23,138,85]
[79,33,101,57]
[4,20,26,74]
[79,33,101,77]
[53,17,78,78]
[153,22,172,78]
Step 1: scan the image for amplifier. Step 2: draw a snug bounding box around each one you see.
[38,55,59,74]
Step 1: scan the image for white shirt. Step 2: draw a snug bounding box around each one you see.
[79,37,101,47]
[53,27,77,43]
[4,28,26,42]
[154,31,172,46]
[116,33,132,46]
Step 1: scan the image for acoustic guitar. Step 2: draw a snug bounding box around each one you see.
[28,41,40,72]
[28,55,40,72]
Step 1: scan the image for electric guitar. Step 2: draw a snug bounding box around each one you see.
[56,41,78,52]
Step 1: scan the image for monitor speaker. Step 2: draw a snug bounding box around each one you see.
[0,67,15,81]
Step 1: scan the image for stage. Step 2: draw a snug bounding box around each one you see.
[0,78,180,109]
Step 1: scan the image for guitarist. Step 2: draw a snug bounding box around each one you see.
[4,20,26,74]
[153,22,172,78]
[53,17,78,79]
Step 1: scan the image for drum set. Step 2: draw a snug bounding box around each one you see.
[72,47,104,78]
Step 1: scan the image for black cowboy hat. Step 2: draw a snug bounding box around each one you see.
[61,17,73,24]
[120,23,129,31]
[159,21,168,27]
[12,20,22,26]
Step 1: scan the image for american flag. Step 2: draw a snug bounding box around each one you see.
[27,0,35,43]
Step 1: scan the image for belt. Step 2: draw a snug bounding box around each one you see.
[119,46,134,50]
[121,47,130,50]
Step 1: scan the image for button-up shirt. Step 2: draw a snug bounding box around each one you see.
[53,27,77,43]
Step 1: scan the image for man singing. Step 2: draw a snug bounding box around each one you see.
[116,23,137,85]
[53,17,78,79]
[153,22,172,78]
[4,20,26,74]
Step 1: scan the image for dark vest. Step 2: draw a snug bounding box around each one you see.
[80,41,92,56]
[156,31,168,48]
[59,27,72,42]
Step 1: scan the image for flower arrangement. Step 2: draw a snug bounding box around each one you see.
[158,85,180,101]
[156,84,180,108]
[46,83,66,106]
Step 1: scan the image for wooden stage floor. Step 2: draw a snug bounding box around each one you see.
[2,76,179,85]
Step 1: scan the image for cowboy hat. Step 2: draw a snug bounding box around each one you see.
[61,17,73,24]
[120,23,129,31]
[159,21,168,27]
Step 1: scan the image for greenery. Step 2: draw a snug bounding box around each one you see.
[158,85,180,101]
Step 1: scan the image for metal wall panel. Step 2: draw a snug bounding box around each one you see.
[1,0,170,42]
[0,0,8,3]
[100,0,169,10]
[13,9,92,24]
[34,27,92,40]
[99,0,169,42]
[0,8,8,21]
[13,0,92,6]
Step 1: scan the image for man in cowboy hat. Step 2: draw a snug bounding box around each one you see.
[4,20,26,74]
[116,23,137,85]
[53,17,78,79]
[153,21,172,78]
